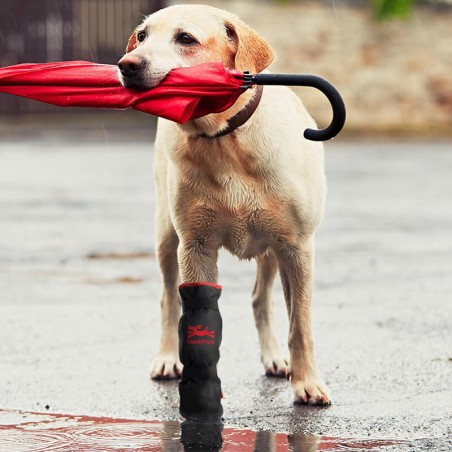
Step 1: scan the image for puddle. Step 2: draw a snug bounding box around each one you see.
[0,409,406,451]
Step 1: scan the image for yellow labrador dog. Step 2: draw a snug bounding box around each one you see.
[118,4,330,406]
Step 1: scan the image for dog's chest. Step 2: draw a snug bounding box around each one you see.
[218,206,269,259]
[212,186,291,260]
[174,140,304,258]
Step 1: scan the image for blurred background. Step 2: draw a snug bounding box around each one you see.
[0,0,451,140]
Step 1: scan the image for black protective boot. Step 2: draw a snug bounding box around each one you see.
[178,283,223,421]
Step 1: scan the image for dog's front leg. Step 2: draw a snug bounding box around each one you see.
[178,236,219,284]
[277,238,331,406]
[177,236,223,420]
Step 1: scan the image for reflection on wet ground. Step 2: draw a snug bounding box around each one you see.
[0,409,407,451]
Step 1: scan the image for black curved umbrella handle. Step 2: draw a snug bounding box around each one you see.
[244,73,346,141]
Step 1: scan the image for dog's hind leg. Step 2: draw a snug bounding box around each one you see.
[150,149,182,380]
[150,223,182,379]
[252,251,289,377]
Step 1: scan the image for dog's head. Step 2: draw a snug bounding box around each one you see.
[117,4,275,90]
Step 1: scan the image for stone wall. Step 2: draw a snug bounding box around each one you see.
[169,0,452,137]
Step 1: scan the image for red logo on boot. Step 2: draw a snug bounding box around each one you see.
[187,325,215,344]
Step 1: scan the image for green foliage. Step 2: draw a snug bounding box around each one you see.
[371,0,416,20]
[269,0,417,21]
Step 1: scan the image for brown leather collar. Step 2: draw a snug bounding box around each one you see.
[198,85,263,139]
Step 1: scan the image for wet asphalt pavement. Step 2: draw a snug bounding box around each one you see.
[0,140,451,451]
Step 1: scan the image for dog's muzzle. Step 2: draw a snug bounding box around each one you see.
[178,283,223,421]
[117,55,148,89]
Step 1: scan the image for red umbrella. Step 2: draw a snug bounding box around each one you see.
[0,60,345,141]
[0,61,245,124]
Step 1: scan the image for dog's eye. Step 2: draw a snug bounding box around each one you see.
[176,33,197,46]
[137,31,146,42]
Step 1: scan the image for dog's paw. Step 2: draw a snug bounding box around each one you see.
[150,354,182,380]
[291,377,331,406]
[262,352,289,378]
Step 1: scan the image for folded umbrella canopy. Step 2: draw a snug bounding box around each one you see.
[0,61,245,125]
[0,60,345,141]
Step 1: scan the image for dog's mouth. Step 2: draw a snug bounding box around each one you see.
[119,76,150,91]
[118,67,170,91]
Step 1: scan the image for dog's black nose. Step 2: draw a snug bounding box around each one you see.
[117,55,144,78]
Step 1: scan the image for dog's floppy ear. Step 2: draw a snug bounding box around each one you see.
[225,18,276,73]
[126,29,138,53]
